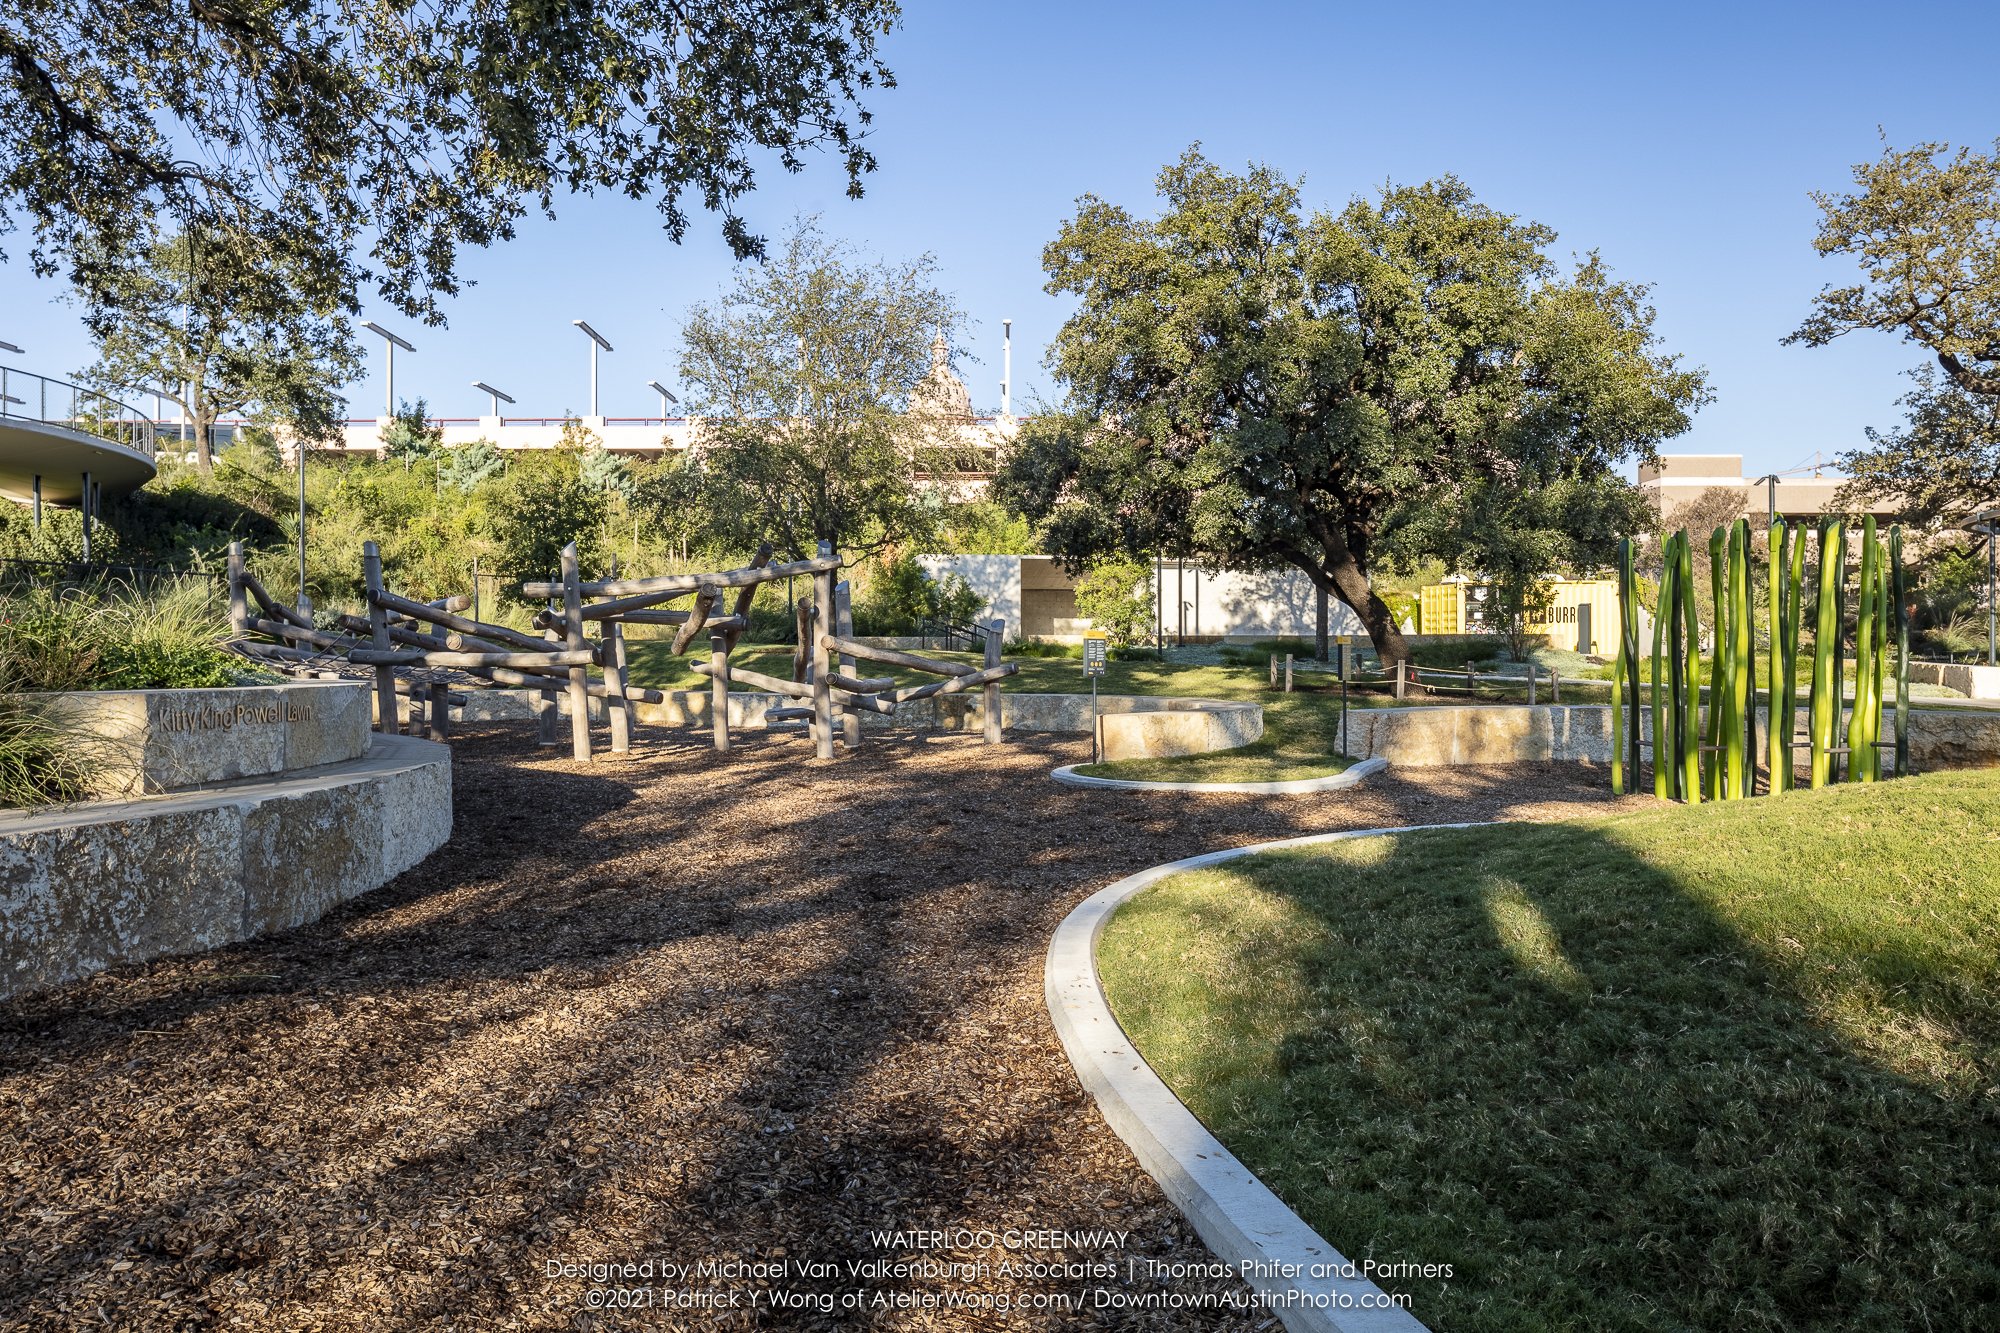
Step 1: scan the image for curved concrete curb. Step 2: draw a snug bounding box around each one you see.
[1050,756,1387,795]
[1047,824,1487,1333]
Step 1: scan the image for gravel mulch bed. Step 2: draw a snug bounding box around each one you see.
[0,726,1639,1330]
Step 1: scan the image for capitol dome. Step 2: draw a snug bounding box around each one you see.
[910,332,972,416]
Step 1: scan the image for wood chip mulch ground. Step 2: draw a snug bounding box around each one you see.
[1,725,1641,1330]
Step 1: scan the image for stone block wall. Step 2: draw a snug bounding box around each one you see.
[0,733,450,999]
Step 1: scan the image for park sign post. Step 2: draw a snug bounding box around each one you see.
[1083,631,1108,764]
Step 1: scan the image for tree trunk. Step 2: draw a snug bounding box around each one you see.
[1311,553,1412,666]
[192,384,215,474]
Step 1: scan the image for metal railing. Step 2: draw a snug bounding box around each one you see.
[918,615,991,652]
[0,365,157,459]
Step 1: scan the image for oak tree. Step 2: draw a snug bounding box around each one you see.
[3,0,898,325]
[998,150,1706,663]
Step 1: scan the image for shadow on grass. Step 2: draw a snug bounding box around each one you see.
[1100,774,2000,1331]
[0,720,1628,1328]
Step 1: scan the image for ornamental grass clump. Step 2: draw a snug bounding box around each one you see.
[0,579,250,693]
[0,579,261,807]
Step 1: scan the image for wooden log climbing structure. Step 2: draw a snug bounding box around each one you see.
[229,537,1018,762]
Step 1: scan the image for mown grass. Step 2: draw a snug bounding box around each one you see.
[625,641,1387,780]
[1097,771,2000,1330]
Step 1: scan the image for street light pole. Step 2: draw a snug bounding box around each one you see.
[1752,473,1779,525]
[472,380,515,420]
[573,320,613,418]
[297,437,310,611]
[646,379,679,424]
[361,321,415,418]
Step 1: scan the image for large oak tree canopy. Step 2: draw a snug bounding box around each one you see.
[1788,138,2000,398]
[997,150,1709,663]
[1,0,899,324]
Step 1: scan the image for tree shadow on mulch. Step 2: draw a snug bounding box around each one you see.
[0,721,1633,1329]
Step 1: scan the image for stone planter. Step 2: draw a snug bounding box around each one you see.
[33,680,371,797]
[0,680,449,1000]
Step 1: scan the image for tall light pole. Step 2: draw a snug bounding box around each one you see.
[0,340,22,355]
[473,380,515,421]
[573,320,612,419]
[646,379,679,422]
[296,434,310,610]
[1751,473,1779,525]
[1000,319,1012,418]
[361,321,415,419]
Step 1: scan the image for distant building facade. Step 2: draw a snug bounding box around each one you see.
[1639,453,1894,526]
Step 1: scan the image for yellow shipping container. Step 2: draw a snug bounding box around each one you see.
[1417,578,1618,655]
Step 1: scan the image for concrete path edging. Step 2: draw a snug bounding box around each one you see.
[1049,757,1388,795]
[1047,824,1489,1333]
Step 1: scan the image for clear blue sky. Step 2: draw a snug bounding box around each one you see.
[3,1,1996,477]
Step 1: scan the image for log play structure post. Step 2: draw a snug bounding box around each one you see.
[228,536,1019,764]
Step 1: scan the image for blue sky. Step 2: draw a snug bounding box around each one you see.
[3,1,1996,477]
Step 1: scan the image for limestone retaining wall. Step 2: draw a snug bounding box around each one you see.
[1346,703,2000,770]
[36,680,371,797]
[1905,661,2000,701]
[468,688,1262,761]
[0,733,451,999]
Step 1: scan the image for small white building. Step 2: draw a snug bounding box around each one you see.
[918,553,1364,644]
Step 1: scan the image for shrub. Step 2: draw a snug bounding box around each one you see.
[0,581,252,692]
[1073,556,1156,647]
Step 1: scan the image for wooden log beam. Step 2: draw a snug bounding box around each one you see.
[250,617,362,652]
[725,542,774,651]
[983,618,1004,743]
[362,542,398,734]
[560,541,593,762]
[240,567,311,629]
[692,660,811,699]
[226,541,250,635]
[883,661,1017,706]
[608,611,748,630]
[570,586,694,621]
[454,662,665,704]
[337,614,516,658]
[348,648,597,669]
[812,546,835,759]
[368,587,552,653]
[708,630,730,753]
[766,706,815,722]
[692,659,895,714]
[669,585,721,656]
[604,620,632,753]
[794,600,812,683]
[827,672,896,694]
[818,634,976,677]
[835,579,861,750]
[521,554,842,599]
[233,640,318,662]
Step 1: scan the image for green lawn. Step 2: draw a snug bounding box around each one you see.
[1097,771,2000,1330]
[625,640,1527,782]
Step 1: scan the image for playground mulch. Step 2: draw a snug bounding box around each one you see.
[0,726,1636,1330]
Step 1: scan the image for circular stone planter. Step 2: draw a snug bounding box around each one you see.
[1050,756,1387,795]
[33,679,373,797]
[1,680,451,999]
[1046,825,1490,1333]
